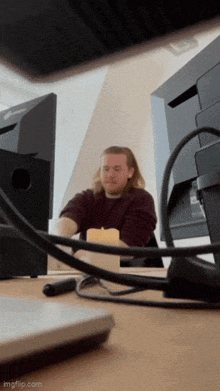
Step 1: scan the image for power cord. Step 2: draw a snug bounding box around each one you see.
[160,126,220,248]
[75,274,220,309]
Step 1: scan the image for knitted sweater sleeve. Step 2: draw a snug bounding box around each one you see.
[120,189,157,247]
[59,190,93,233]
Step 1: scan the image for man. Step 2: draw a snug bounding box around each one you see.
[51,146,159,267]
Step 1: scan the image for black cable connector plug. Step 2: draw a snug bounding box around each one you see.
[43,278,77,296]
[165,257,220,302]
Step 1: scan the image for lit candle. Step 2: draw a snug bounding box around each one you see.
[87,227,119,244]
[86,227,120,273]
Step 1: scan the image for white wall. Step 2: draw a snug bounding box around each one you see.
[0,103,9,111]
[1,22,220,267]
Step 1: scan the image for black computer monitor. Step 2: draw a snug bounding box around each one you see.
[0,93,57,221]
[151,35,220,241]
[0,93,57,278]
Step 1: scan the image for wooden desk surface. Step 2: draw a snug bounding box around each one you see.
[1,270,220,391]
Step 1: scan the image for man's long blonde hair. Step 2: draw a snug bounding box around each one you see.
[92,146,146,194]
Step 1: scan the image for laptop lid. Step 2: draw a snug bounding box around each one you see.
[0,296,114,381]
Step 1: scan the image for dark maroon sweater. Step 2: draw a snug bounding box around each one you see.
[60,187,157,247]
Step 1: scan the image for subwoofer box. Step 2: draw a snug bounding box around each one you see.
[0,149,50,279]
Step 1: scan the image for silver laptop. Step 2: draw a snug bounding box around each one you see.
[0,296,114,381]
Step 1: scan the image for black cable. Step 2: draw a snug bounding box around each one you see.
[45,232,220,258]
[97,278,149,296]
[160,126,220,248]
[4,224,220,258]
[75,275,220,309]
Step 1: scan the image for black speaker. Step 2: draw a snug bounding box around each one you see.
[0,149,50,279]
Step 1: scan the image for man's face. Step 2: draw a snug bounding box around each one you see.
[100,154,134,196]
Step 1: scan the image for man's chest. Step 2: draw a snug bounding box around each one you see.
[90,198,130,228]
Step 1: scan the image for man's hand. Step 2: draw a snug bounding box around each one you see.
[119,240,133,260]
[52,217,78,237]
[48,217,78,271]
